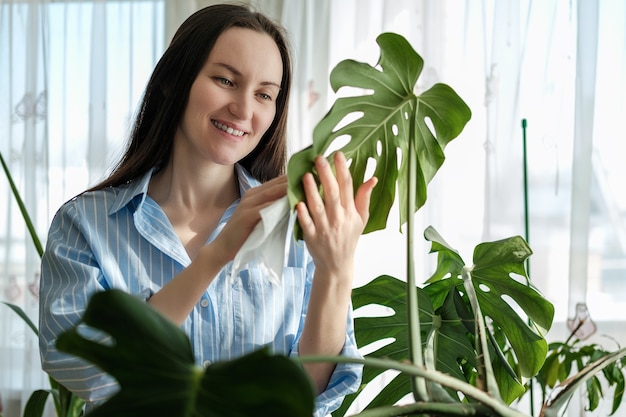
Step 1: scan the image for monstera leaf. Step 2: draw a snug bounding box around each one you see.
[56,290,314,417]
[287,32,471,236]
[424,226,555,399]
[334,227,555,415]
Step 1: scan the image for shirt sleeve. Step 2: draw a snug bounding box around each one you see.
[38,201,119,406]
[290,254,364,417]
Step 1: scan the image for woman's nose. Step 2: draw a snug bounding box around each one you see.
[228,92,253,120]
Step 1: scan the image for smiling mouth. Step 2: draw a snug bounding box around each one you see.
[212,120,246,137]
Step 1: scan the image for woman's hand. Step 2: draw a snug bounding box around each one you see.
[296,151,377,280]
[296,151,376,393]
[212,174,288,265]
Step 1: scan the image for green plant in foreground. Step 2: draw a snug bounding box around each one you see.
[55,290,314,417]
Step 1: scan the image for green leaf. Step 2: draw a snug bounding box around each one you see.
[534,341,626,416]
[423,226,465,284]
[1,302,38,336]
[351,274,434,363]
[336,274,476,413]
[56,290,314,417]
[542,347,626,417]
[427,231,555,379]
[0,151,44,257]
[23,390,52,417]
[425,285,478,381]
[287,33,471,237]
[338,227,557,412]
[58,383,85,417]
[541,353,562,388]
[586,376,601,411]
[610,372,625,415]
[422,228,555,402]
[493,362,526,405]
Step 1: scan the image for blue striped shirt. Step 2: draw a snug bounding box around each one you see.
[39,164,362,416]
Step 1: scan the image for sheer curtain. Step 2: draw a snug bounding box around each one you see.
[1,0,625,416]
[0,3,49,415]
[273,1,626,415]
[0,1,164,416]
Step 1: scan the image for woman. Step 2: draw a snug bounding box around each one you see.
[39,4,376,416]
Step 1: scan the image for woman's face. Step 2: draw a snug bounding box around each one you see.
[175,27,283,168]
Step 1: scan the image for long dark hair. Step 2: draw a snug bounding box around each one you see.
[90,3,292,191]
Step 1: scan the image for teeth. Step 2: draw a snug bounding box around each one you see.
[213,120,245,137]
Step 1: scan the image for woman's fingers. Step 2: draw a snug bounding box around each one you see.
[251,174,287,200]
[299,170,327,236]
[355,176,377,224]
[314,155,340,210]
[332,151,355,208]
[214,175,287,261]
[298,151,377,235]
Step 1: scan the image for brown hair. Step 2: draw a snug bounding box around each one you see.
[90,3,292,190]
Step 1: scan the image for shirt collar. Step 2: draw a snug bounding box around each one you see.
[108,164,261,215]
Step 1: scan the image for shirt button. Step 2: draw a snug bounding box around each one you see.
[203,360,211,368]
[200,299,209,308]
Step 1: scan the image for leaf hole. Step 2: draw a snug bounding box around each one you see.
[354,304,394,318]
[424,116,436,137]
[376,140,382,156]
[336,86,374,98]
[391,124,399,136]
[479,283,490,293]
[501,294,528,323]
[332,111,364,134]
[365,157,377,181]
[509,272,529,286]
[396,147,403,170]
[359,337,395,356]
[324,134,351,157]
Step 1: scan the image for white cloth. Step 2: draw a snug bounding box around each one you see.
[232,196,295,284]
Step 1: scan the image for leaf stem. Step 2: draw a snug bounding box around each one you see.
[295,355,529,417]
[406,112,428,402]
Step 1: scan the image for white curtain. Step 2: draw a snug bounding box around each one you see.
[1,1,625,416]
[273,1,626,416]
[0,2,49,415]
[0,1,164,416]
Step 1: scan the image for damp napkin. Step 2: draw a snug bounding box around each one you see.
[231,196,294,284]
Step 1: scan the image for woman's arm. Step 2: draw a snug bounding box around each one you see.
[295,151,377,393]
[147,175,288,325]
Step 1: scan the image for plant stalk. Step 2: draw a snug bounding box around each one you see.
[296,355,529,417]
[406,117,428,402]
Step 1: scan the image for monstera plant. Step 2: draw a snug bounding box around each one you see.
[4,31,626,417]
[286,32,554,414]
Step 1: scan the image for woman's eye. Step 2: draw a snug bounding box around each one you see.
[258,93,272,101]
[215,77,233,86]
